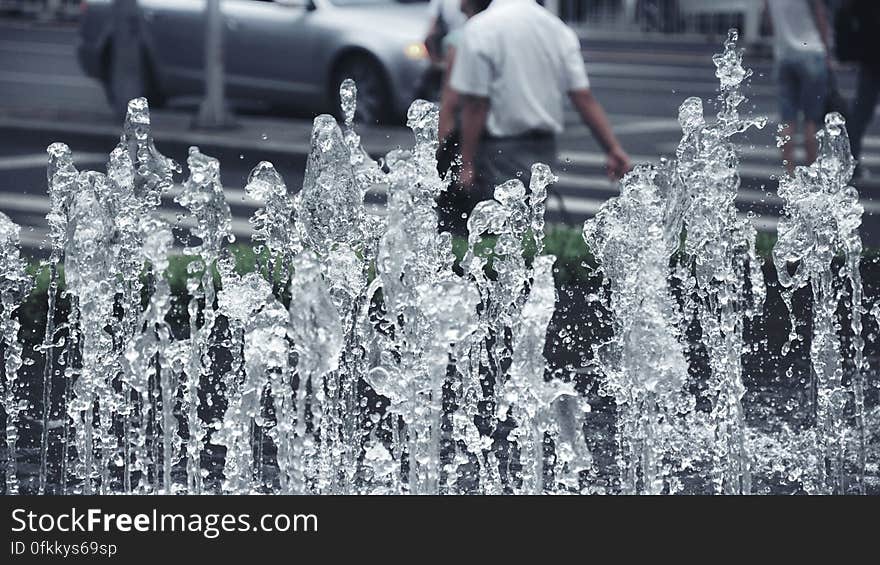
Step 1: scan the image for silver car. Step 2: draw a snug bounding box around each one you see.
[77,0,432,123]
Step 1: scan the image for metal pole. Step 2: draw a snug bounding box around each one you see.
[41,0,61,20]
[111,0,144,119]
[622,0,637,24]
[194,0,236,129]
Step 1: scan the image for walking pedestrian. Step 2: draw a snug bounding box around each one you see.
[448,0,631,216]
[835,0,880,177]
[766,0,833,174]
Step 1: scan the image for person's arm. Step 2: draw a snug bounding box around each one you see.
[424,0,445,64]
[425,16,444,65]
[762,0,772,31]
[569,89,631,180]
[811,0,832,53]
[438,47,459,142]
[448,30,491,188]
[458,94,490,189]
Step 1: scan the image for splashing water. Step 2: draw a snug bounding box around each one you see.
[582,30,833,494]
[773,112,866,494]
[584,165,692,494]
[671,30,767,493]
[0,212,33,495]
[0,31,876,495]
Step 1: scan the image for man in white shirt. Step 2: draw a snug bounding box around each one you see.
[449,0,631,197]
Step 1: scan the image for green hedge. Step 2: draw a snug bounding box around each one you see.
[16,224,880,335]
[23,225,600,296]
[19,224,789,304]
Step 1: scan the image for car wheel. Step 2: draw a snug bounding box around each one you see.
[332,54,391,125]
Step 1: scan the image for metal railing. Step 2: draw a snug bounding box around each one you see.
[548,0,769,45]
[0,0,80,19]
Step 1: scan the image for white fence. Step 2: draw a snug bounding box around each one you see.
[546,0,768,44]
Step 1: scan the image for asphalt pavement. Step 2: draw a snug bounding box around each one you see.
[2,17,880,254]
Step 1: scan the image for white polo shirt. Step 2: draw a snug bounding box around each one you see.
[767,0,825,60]
[449,0,590,137]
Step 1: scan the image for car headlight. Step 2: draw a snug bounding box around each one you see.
[404,42,429,60]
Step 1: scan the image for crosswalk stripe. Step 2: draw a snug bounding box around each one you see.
[0,70,99,89]
[559,150,656,168]
[0,116,317,156]
[587,75,778,97]
[561,146,878,185]
[560,151,791,183]
[164,183,261,209]
[0,192,254,240]
[656,142,880,168]
[0,39,71,56]
[586,62,719,81]
[0,152,107,171]
[0,192,49,213]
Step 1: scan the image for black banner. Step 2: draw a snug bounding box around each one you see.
[0,496,874,562]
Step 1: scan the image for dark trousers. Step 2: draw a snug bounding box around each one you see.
[850,64,880,163]
[436,133,558,235]
[476,134,559,200]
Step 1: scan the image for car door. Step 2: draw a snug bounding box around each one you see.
[139,0,206,96]
[223,0,322,109]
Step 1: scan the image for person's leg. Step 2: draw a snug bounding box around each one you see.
[478,135,558,198]
[800,52,828,168]
[524,136,559,187]
[476,137,509,197]
[496,136,558,188]
[780,123,797,174]
[777,59,799,173]
[804,120,819,166]
[849,64,880,163]
[436,137,500,236]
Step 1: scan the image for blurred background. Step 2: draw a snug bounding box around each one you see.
[0,0,878,254]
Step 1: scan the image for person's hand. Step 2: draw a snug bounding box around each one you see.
[606,147,632,181]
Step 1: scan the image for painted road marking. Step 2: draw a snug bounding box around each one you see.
[658,141,880,168]
[0,152,107,170]
[0,39,71,56]
[0,70,99,89]
[559,148,880,190]
[559,153,790,182]
[0,115,318,155]
[588,75,777,97]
